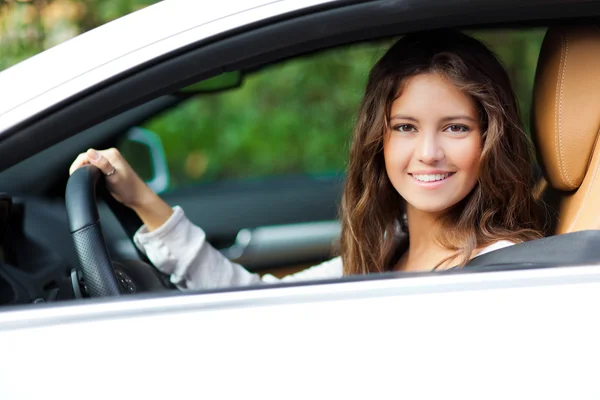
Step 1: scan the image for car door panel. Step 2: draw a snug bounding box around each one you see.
[161,175,343,271]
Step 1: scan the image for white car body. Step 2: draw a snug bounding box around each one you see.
[2,265,600,399]
[0,0,600,399]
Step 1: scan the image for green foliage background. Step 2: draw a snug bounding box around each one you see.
[0,1,546,191]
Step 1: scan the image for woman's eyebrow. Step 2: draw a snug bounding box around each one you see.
[441,115,477,122]
[390,115,477,122]
[390,115,419,121]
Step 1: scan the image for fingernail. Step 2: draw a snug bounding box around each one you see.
[88,149,100,161]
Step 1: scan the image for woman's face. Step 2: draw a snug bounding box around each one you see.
[383,73,482,214]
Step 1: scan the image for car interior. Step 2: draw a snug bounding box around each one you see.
[1,6,600,306]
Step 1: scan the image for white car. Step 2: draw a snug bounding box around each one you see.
[1,0,600,398]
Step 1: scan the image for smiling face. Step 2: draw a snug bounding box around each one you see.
[383,73,483,215]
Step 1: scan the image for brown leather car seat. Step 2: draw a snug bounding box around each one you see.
[532,26,600,234]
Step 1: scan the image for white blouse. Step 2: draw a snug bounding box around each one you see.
[133,206,515,290]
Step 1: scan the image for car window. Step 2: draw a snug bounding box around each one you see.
[119,29,545,193]
[115,28,548,278]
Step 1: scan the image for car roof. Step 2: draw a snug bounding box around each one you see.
[0,0,338,134]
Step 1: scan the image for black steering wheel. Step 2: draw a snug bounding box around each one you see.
[65,165,171,297]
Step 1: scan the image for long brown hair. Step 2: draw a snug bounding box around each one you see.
[341,30,543,275]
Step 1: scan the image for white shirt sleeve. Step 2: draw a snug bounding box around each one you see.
[133,206,343,290]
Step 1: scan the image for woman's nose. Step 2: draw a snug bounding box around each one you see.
[416,133,444,164]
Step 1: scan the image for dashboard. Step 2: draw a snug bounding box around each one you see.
[0,194,136,306]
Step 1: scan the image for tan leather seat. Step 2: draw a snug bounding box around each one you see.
[532,26,600,234]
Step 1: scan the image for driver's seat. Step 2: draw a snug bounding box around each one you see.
[532,26,600,234]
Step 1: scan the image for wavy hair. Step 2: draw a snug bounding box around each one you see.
[341,30,543,275]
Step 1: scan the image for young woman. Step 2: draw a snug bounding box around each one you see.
[69,30,543,290]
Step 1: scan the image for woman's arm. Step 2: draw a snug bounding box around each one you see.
[134,206,343,290]
[69,148,342,289]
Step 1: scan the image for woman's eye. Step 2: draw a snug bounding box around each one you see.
[446,124,469,133]
[394,124,416,133]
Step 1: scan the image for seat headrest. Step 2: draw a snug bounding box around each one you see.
[532,26,600,192]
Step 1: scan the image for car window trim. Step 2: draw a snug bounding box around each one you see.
[2,261,600,329]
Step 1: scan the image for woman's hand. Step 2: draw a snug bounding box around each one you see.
[69,148,173,231]
[69,148,152,208]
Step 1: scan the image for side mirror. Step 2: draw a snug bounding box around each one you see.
[119,127,170,194]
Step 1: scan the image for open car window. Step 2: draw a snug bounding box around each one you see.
[116,28,546,280]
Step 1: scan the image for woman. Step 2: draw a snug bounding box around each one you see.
[69,30,543,289]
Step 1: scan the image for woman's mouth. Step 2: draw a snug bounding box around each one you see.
[408,172,456,188]
[410,172,455,183]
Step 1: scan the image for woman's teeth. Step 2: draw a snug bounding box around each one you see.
[412,173,451,182]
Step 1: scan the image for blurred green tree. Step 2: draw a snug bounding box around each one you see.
[0,0,154,70]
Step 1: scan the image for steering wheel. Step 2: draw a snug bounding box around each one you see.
[65,164,171,297]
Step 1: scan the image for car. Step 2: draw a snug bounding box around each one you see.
[1,0,600,398]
